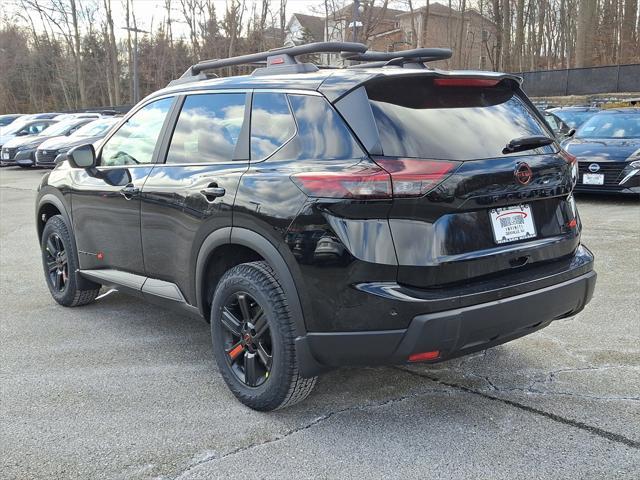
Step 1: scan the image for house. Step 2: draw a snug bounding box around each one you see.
[285,13,325,45]
[285,2,497,69]
[391,3,497,69]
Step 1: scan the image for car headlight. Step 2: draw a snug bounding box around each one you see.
[630,160,640,169]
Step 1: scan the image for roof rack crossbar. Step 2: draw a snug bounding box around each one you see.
[181,41,367,78]
[342,47,452,63]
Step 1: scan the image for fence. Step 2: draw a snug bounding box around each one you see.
[517,64,640,97]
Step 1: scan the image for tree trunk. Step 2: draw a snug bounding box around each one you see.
[501,0,511,71]
[620,0,638,63]
[70,0,87,107]
[576,0,596,67]
[513,0,525,71]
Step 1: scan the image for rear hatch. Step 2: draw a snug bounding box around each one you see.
[362,74,579,288]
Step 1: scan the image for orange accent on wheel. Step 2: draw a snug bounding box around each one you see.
[229,343,244,360]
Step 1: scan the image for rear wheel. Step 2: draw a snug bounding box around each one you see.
[41,215,100,306]
[210,261,316,411]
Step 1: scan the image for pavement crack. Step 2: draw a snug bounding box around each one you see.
[170,382,446,479]
[395,366,640,449]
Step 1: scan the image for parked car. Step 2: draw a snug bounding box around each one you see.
[53,112,103,122]
[0,114,24,129]
[548,106,600,129]
[35,43,596,411]
[1,118,93,167]
[543,111,571,137]
[25,113,62,120]
[563,108,640,195]
[0,118,58,164]
[36,117,120,168]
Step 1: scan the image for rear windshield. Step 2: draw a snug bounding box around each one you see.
[367,77,554,160]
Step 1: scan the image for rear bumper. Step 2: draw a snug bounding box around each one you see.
[296,248,596,377]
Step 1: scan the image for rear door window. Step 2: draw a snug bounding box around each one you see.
[367,77,554,160]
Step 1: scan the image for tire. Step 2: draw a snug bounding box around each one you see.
[41,215,100,307]
[210,261,316,411]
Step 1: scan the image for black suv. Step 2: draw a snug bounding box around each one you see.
[36,43,596,410]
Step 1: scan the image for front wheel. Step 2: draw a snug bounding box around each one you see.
[210,261,316,411]
[41,215,101,306]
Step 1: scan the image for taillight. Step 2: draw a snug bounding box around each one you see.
[559,149,577,165]
[374,157,460,197]
[291,159,459,199]
[291,164,392,199]
[560,149,578,186]
[433,78,500,88]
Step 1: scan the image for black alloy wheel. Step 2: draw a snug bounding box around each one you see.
[221,291,273,388]
[44,233,68,293]
[210,261,317,410]
[40,215,101,307]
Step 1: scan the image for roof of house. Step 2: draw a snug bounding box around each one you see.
[291,13,325,42]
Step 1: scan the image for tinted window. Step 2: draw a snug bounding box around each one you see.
[166,93,246,164]
[25,122,51,135]
[554,110,598,128]
[576,113,640,139]
[275,95,363,161]
[101,97,173,166]
[251,93,296,160]
[367,77,553,160]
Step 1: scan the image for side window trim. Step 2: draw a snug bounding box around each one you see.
[156,95,186,165]
[96,95,179,168]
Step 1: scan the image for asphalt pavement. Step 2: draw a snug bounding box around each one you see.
[1,167,639,479]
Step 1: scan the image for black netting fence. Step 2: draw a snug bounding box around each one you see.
[517,64,640,97]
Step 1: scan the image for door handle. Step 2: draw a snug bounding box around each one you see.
[200,185,226,202]
[120,184,140,200]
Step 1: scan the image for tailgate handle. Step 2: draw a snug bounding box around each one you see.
[509,256,530,268]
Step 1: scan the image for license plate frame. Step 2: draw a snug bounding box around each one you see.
[489,204,537,245]
[582,173,604,185]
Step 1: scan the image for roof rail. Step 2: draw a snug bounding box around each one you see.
[343,47,452,69]
[170,42,368,86]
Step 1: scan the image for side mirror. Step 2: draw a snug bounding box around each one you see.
[565,128,576,138]
[16,130,28,136]
[67,144,96,169]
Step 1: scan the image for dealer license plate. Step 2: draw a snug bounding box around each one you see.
[490,204,537,244]
[582,173,604,185]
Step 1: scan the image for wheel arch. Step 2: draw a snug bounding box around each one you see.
[36,192,71,241]
[195,227,308,338]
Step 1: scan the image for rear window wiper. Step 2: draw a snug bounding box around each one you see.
[503,135,554,154]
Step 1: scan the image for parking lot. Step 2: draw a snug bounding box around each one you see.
[1,166,638,479]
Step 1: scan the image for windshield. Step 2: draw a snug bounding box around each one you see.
[3,118,31,135]
[554,110,598,128]
[576,113,640,139]
[40,120,82,136]
[72,118,118,137]
[367,77,553,160]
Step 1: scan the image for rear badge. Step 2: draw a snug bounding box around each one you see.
[514,162,533,185]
